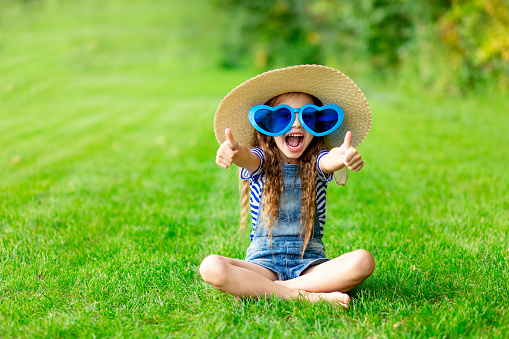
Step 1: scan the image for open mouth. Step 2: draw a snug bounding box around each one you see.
[285,133,304,150]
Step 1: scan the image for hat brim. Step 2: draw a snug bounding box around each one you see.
[214,65,371,150]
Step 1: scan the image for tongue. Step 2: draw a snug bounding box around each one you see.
[287,136,300,147]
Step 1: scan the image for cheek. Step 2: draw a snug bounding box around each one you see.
[274,136,286,149]
[305,134,314,145]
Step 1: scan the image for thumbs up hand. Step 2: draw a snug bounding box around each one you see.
[328,131,364,172]
[225,128,238,150]
[216,128,240,169]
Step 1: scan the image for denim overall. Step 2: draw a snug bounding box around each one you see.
[245,162,329,281]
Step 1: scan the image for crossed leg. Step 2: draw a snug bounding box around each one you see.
[199,249,375,306]
[275,249,375,292]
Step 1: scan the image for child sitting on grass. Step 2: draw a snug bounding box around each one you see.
[200,65,375,307]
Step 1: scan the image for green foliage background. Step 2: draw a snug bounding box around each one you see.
[215,0,509,93]
[0,0,508,337]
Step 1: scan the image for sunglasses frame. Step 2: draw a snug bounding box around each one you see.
[248,104,344,137]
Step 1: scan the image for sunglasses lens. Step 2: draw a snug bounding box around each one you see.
[254,107,292,135]
[302,107,339,135]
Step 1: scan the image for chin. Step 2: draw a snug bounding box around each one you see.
[281,145,308,164]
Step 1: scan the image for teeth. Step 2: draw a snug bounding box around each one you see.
[286,134,303,149]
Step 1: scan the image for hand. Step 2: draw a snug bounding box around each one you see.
[331,131,364,172]
[216,128,239,169]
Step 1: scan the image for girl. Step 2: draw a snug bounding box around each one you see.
[200,65,375,306]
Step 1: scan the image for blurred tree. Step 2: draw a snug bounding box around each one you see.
[214,0,419,70]
[214,0,508,92]
[438,0,509,90]
[367,0,413,68]
[214,0,324,68]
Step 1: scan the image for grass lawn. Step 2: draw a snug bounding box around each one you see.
[1,0,508,337]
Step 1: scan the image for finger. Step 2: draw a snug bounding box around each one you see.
[343,154,361,170]
[218,146,238,159]
[348,158,364,172]
[216,148,238,167]
[215,157,231,169]
[348,160,363,172]
[217,151,237,165]
[225,128,238,149]
[341,131,352,149]
[342,147,358,163]
[215,158,227,169]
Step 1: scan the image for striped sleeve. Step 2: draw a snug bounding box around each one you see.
[317,149,334,182]
[238,148,265,241]
[316,149,332,236]
[240,148,264,180]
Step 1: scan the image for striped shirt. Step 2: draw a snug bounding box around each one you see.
[240,148,334,241]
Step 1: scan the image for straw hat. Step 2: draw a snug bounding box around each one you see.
[213,64,372,151]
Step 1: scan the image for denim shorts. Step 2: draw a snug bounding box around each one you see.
[246,236,329,281]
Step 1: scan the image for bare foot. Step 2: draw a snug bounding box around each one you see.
[274,280,351,307]
[304,291,350,307]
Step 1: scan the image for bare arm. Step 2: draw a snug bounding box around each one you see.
[319,131,364,173]
[216,128,260,173]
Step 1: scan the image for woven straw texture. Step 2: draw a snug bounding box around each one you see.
[214,65,371,150]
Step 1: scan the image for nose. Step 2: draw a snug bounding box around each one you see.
[291,113,302,128]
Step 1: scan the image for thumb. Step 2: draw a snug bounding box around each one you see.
[342,131,352,149]
[225,128,238,149]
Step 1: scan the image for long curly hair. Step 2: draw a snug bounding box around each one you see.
[239,93,325,254]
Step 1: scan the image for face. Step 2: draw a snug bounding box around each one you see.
[272,93,315,164]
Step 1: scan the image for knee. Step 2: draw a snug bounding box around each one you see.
[351,249,376,280]
[199,255,229,287]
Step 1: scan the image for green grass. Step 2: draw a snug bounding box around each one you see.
[1,0,508,337]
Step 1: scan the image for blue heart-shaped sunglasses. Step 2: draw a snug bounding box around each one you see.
[248,104,344,137]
